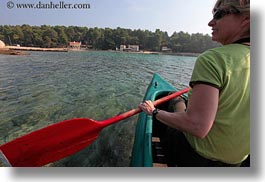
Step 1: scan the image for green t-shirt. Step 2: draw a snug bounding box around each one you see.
[184,44,250,164]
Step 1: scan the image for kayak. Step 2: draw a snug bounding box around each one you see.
[130,73,250,167]
[130,73,188,167]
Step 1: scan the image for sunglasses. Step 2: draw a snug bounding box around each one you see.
[213,7,240,20]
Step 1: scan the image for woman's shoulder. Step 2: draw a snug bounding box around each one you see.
[199,44,249,60]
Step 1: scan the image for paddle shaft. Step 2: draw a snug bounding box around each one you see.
[100,87,190,127]
[0,87,189,166]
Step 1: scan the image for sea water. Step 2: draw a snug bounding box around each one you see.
[0,51,196,166]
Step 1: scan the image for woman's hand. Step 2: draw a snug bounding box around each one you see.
[138,100,155,115]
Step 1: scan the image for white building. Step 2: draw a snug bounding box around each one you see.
[128,45,139,52]
[161,46,172,52]
[120,45,126,51]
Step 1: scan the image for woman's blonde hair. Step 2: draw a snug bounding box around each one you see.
[214,0,250,37]
[214,0,250,15]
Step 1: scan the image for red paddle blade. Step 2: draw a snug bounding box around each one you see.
[0,118,103,167]
[0,87,190,167]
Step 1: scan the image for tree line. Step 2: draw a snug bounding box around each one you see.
[0,25,220,53]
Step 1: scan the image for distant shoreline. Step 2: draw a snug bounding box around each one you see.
[145,51,200,57]
[110,50,200,57]
[0,46,68,55]
[0,46,200,57]
[0,48,29,55]
[6,46,68,52]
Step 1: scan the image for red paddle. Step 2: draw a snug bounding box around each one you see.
[0,87,189,167]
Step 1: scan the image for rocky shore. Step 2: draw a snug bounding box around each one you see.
[0,46,68,55]
[7,46,68,52]
[0,48,29,55]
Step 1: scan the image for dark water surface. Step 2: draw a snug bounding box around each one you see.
[0,51,196,166]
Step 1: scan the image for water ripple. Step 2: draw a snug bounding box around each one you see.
[0,51,196,166]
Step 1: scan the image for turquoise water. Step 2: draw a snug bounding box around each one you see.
[0,51,196,166]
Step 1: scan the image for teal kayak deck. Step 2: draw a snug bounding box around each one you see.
[130,73,250,167]
[130,73,180,167]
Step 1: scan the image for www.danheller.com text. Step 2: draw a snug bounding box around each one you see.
[6,1,91,10]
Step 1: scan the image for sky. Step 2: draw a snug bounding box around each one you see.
[0,0,217,36]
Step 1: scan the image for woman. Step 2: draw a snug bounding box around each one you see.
[139,0,250,167]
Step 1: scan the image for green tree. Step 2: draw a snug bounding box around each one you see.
[42,26,58,47]
[113,27,129,46]
[54,26,68,47]
[21,24,34,46]
[102,28,115,50]
[43,36,52,48]
[12,26,24,45]
[32,26,44,47]
[65,26,75,42]
[91,27,104,49]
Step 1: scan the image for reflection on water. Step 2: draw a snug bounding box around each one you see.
[0,51,196,166]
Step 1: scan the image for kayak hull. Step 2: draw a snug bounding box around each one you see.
[130,73,186,167]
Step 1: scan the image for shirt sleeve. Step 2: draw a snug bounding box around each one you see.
[189,50,225,89]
